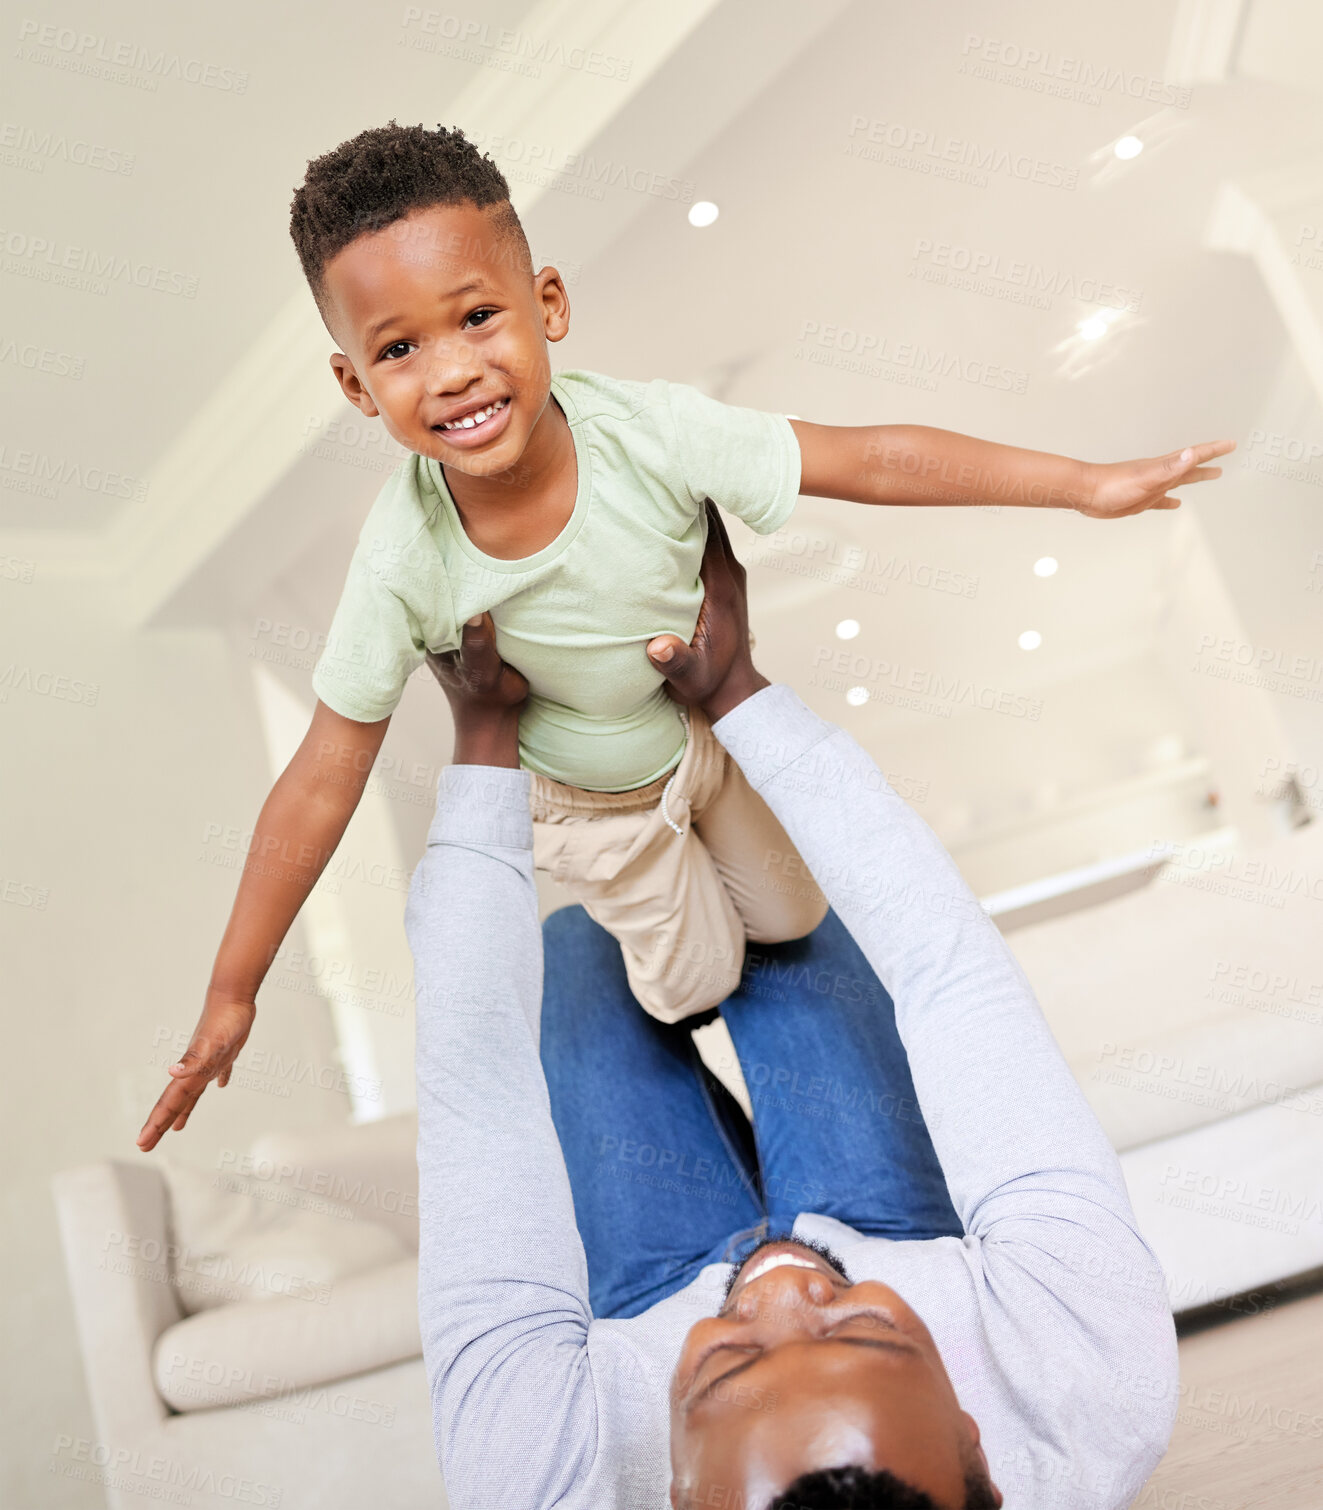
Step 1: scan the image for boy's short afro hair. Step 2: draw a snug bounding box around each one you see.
[289,120,531,316]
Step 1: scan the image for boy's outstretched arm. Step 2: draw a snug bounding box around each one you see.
[788,418,1236,518]
[136,702,390,1151]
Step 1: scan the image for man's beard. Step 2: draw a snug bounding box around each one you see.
[719,1234,853,1309]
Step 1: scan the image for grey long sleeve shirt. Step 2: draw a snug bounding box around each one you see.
[405,683,1178,1510]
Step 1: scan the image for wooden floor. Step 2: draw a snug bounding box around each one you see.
[1133,1292,1323,1508]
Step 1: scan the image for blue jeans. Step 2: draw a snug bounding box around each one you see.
[540,905,963,1320]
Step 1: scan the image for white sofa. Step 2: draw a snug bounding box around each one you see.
[54,819,1323,1504]
[1006,816,1323,1313]
[53,1114,445,1510]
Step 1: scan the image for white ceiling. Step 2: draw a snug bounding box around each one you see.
[5,0,1323,851]
[0,0,539,532]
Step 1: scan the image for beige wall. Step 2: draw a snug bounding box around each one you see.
[0,581,352,1508]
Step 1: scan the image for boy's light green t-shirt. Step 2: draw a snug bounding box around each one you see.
[311,369,802,792]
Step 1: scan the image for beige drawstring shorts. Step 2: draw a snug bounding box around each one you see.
[529,708,829,1023]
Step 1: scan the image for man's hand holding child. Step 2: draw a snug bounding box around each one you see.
[645,502,768,722]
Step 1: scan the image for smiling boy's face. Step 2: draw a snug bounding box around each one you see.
[320,200,570,479]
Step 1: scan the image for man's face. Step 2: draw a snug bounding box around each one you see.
[320,200,570,479]
[669,1239,1001,1510]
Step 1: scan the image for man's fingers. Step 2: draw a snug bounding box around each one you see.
[460,611,490,645]
[459,612,505,685]
[701,501,743,581]
[647,634,691,678]
[428,616,502,687]
[424,647,458,680]
[459,613,495,663]
[704,499,735,559]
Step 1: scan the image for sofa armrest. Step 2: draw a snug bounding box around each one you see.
[52,1160,183,1440]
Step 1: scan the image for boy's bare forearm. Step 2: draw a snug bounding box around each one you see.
[206,779,352,998]
[793,419,1092,511]
[859,424,1089,508]
[208,705,390,1001]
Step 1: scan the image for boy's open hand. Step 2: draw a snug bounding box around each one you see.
[137,991,256,1151]
[647,502,769,722]
[1076,439,1236,518]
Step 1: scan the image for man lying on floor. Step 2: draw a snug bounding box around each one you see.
[405,505,1179,1510]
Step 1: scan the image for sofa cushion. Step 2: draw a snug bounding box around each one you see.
[1007,820,1323,1150]
[1119,1095,1323,1312]
[159,1157,407,1314]
[244,1112,420,1252]
[153,1257,421,1411]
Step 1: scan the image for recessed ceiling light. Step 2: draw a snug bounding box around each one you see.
[688,201,719,228]
[1033,557,1058,577]
[845,686,869,706]
[835,618,861,640]
[1018,630,1042,651]
[1113,135,1143,160]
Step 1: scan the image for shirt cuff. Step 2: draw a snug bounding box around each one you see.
[710,682,836,790]
[426,765,533,851]
[759,414,804,534]
[310,666,401,725]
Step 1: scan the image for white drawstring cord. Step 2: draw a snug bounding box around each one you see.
[659,708,691,838]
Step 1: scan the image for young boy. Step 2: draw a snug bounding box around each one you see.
[137,121,1231,1150]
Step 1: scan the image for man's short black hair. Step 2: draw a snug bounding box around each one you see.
[289,120,532,319]
[769,1465,999,1509]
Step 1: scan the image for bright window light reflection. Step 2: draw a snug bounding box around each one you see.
[1078,309,1121,341]
[688,201,719,228]
[1018,630,1042,651]
[835,619,861,640]
[845,686,869,706]
[1033,557,1058,577]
